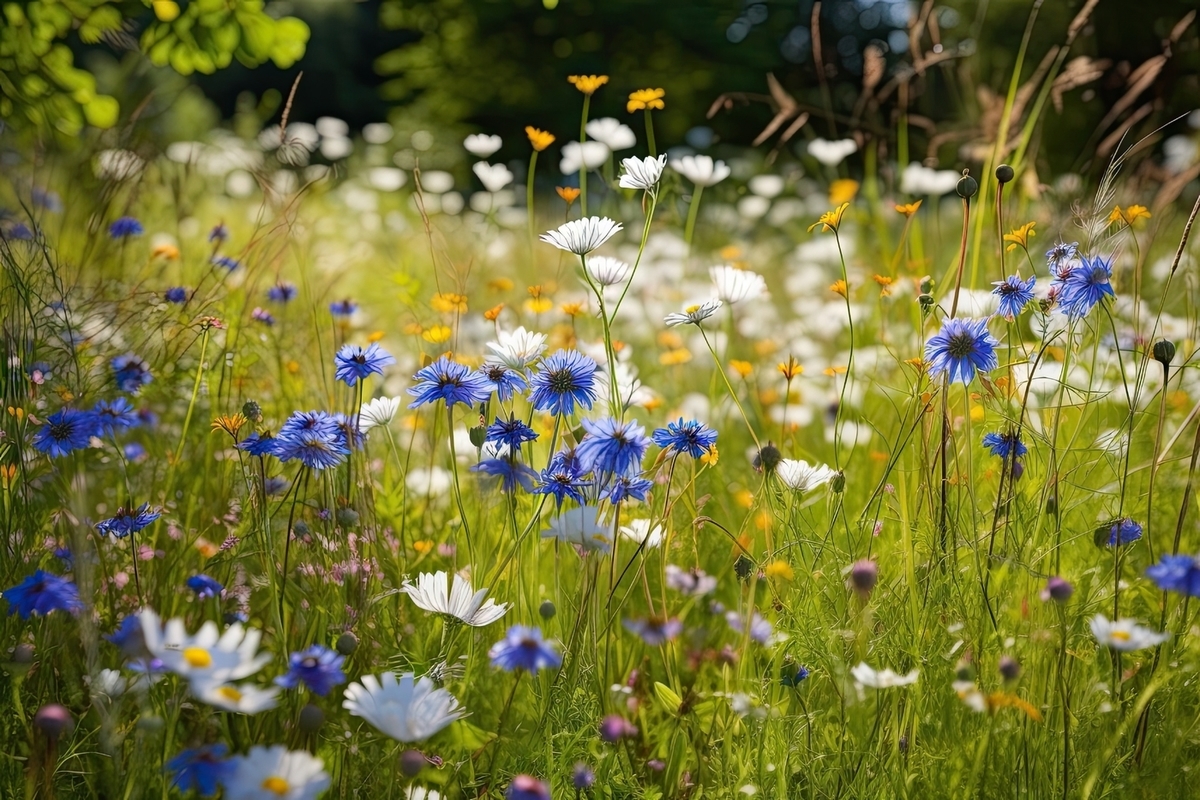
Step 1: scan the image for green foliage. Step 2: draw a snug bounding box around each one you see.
[0,0,310,136]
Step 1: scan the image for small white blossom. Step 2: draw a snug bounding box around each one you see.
[671,154,731,187]
[343,672,466,742]
[586,118,637,151]
[472,161,514,193]
[710,265,768,304]
[401,571,509,627]
[775,459,837,493]
[359,396,401,431]
[463,134,502,158]
[851,662,919,688]
[588,256,633,287]
[540,216,623,256]
[560,140,610,174]
[619,519,664,549]
[664,298,723,327]
[619,154,667,191]
[1089,614,1169,651]
[486,326,548,370]
[541,505,612,553]
[807,138,858,166]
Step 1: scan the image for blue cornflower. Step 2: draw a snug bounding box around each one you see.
[165,287,188,304]
[652,418,718,459]
[335,342,396,387]
[108,217,143,238]
[1058,254,1114,318]
[94,397,140,434]
[273,410,350,470]
[111,353,152,394]
[992,274,1037,320]
[1146,554,1200,597]
[507,776,551,800]
[186,574,223,600]
[32,188,62,212]
[602,475,653,504]
[489,625,562,673]
[576,417,652,476]
[476,362,529,403]
[33,408,98,457]
[924,317,999,385]
[1045,241,1078,269]
[406,356,492,409]
[96,503,161,538]
[236,432,277,458]
[330,412,366,450]
[251,307,275,326]
[275,645,347,696]
[486,417,539,452]
[781,664,811,687]
[622,616,682,645]
[263,476,288,495]
[982,431,1027,460]
[106,614,149,659]
[210,255,239,271]
[534,450,590,507]
[329,299,358,316]
[2,570,84,619]
[268,282,298,303]
[208,223,229,243]
[123,442,147,462]
[528,350,597,417]
[165,744,232,797]
[1108,518,1143,547]
[472,458,538,493]
[6,222,34,240]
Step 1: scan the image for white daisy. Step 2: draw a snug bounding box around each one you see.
[1089,614,1169,651]
[193,680,281,713]
[405,466,452,498]
[486,326,548,370]
[400,571,509,627]
[587,256,632,287]
[471,161,513,193]
[619,519,664,549]
[671,154,731,187]
[559,141,610,175]
[747,174,785,198]
[619,155,667,191]
[541,505,612,553]
[807,138,858,166]
[463,134,502,158]
[358,396,401,431]
[851,662,919,688]
[225,745,330,800]
[585,117,637,151]
[710,265,768,305]
[775,459,837,493]
[540,217,623,256]
[664,299,723,327]
[139,610,270,685]
[343,672,466,742]
[899,162,960,196]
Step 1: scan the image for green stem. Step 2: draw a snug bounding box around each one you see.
[643,109,656,157]
[684,184,704,250]
[579,95,591,216]
[527,150,539,266]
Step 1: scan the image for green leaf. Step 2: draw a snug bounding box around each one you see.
[653,681,682,714]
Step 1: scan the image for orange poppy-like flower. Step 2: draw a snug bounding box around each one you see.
[556,186,581,205]
[525,126,556,152]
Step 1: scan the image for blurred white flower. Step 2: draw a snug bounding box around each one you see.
[672,155,731,187]
[541,505,612,552]
[710,265,768,304]
[316,116,349,138]
[225,745,329,800]
[775,459,836,492]
[952,680,988,713]
[420,170,455,193]
[140,610,270,686]
[851,662,919,688]
[588,256,633,287]
[406,466,452,498]
[560,141,611,174]
[472,161,514,193]
[1089,615,1168,651]
[586,117,637,151]
[401,571,509,627]
[363,122,395,144]
[807,138,858,166]
[95,150,144,181]
[737,196,771,220]
[359,397,401,431]
[899,163,960,196]
[193,680,280,714]
[665,564,717,596]
[343,672,466,742]
[619,155,667,191]
[464,134,503,158]
[619,519,664,549]
[664,298,723,327]
[748,174,785,198]
[368,167,407,192]
[486,326,548,370]
[540,216,623,255]
[320,137,353,160]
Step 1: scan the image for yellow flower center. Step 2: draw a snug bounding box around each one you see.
[1110,630,1130,642]
[262,776,290,795]
[684,304,701,314]
[217,686,243,702]
[183,647,212,668]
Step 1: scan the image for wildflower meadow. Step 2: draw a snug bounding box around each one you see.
[4,1,1200,798]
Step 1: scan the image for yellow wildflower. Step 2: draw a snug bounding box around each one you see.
[809,202,850,234]
[895,200,922,216]
[873,274,895,296]
[765,560,794,581]
[660,348,693,366]
[1109,204,1151,226]
[830,279,848,297]
[488,277,515,292]
[556,186,581,205]
[627,87,666,113]
[431,293,468,314]
[561,302,585,317]
[567,75,609,95]
[211,413,247,438]
[151,243,180,260]
[422,325,452,344]
[525,297,553,314]
[700,445,720,466]
[483,304,505,322]
[1003,221,1036,252]
[367,330,385,343]
[657,331,684,349]
[194,538,219,558]
[777,356,803,381]
[525,126,556,152]
[829,179,859,206]
[402,321,424,336]
[824,365,848,376]
[729,360,754,379]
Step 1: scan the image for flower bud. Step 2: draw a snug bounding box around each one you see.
[753,443,782,473]
[1041,576,1073,603]
[13,643,34,664]
[954,657,975,682]
[919,275,935,294]
[956,171,979,199]
[507,775,551,800]
[335,508,359,528]
[34,704,73,740]
[241,400,262,422]
[734,555,754,581]
[298,704,324,733]
[995,164,1015,184]
[1153,340,1176,369]
[400,749,426,777]
[469,425,488,449]
[848,558,878,595]
[599,714,637,743]
[573,763,596,790]
[539,600,556,619]
[831,471,846,494]
[998,655,1021,682]
[335,632,358,655]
